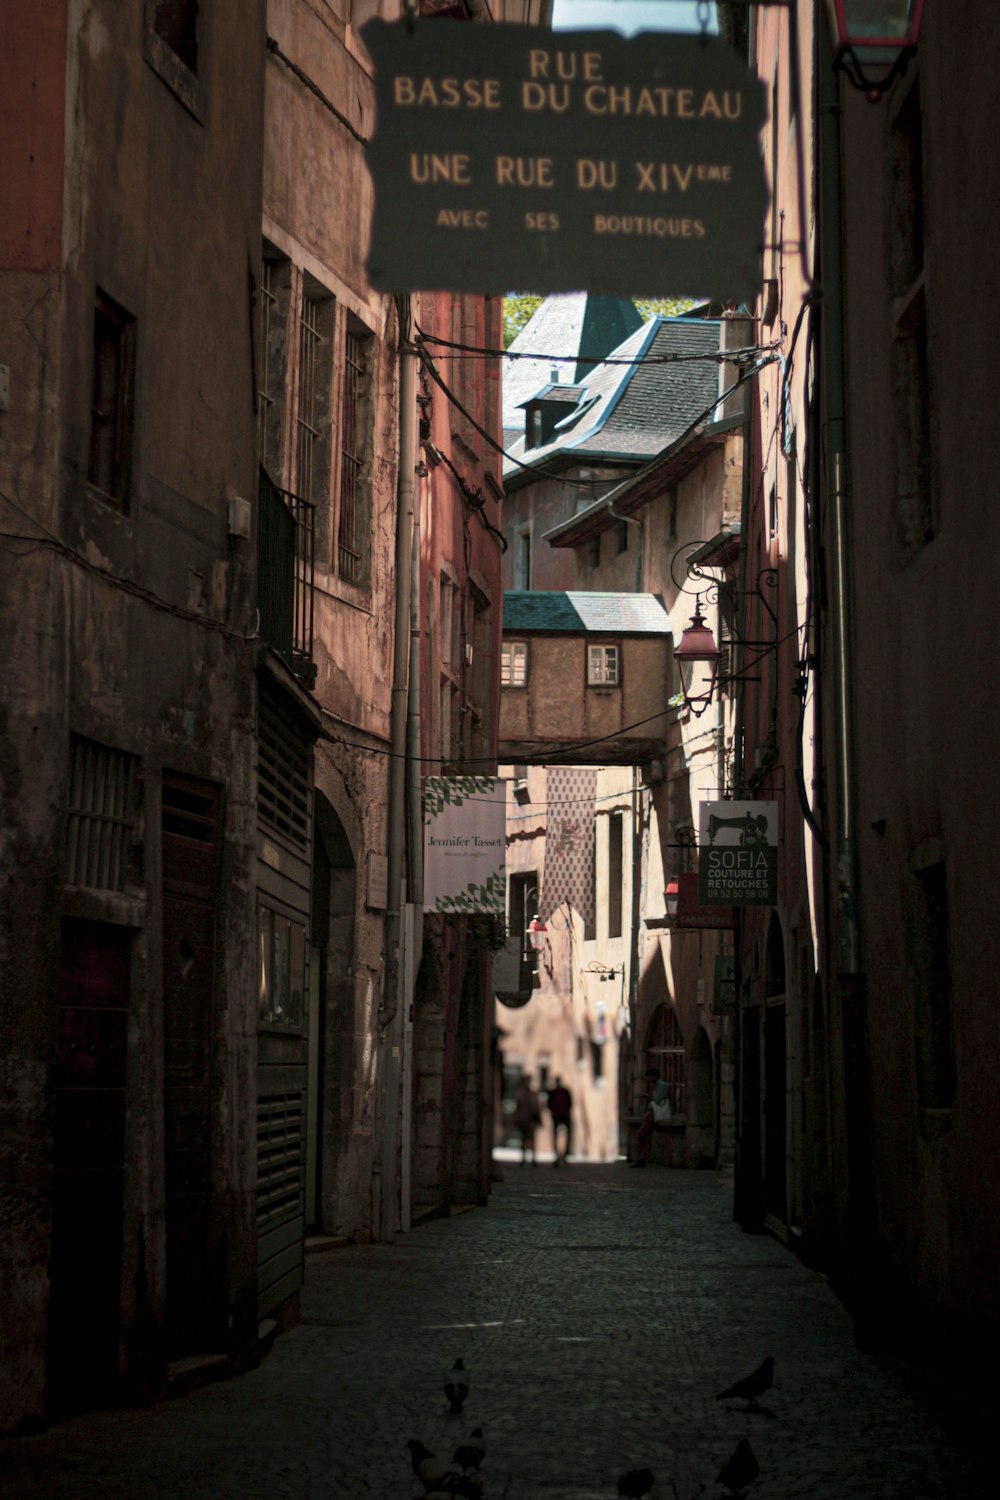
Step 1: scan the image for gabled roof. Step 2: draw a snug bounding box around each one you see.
[503,591,671,635]
[501,293,643,437]
[503,315,721,487]
[544,412,743,548]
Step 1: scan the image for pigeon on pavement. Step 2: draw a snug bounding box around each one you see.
[407,1439,483,1498]
[617,1467,655,1497]
[716,1356,775,1410]
[452,1426,486,1473]
[444,1357,471,1414]
[716,1438,759,1494]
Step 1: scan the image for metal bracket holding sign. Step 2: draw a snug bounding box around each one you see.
[362,19,769,300]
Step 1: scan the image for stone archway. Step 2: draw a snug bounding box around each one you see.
[312,789,357,1237]
[689,1026,717,1166]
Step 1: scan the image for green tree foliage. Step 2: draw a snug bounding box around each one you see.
[502,294,697,348]
[503,294,544,348]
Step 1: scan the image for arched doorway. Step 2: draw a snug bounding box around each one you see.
[763,914,787,1226]
[312,789,356,1235]
[689,1027,717,1166]
[644,1003,685,1114]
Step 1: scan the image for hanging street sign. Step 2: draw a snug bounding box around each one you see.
[675,871,734,929]
[423,775,506,913]
[698,800,778,906]
[361,19,769,300]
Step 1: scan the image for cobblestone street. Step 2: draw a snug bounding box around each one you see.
[0,1163,987,1499]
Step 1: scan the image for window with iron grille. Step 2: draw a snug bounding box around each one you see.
[88,292,135,506]
[645,1003,686,1114]
[587,643,619,686]
[65,736,140,892]
[257,250,291,480]
[338,326,371,584]
[296,288,332,511]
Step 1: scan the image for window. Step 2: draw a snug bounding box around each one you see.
[439,575,461,762]
[607,812,624,939]
[907,858,955,1135]
[65,736,139,891]
[338,325,371,584]
[152,0,198,72]
[588,643,619,686]
[257,249,291,481]
[588,534,601,570]
[615,519,629,555]
[514,530,531,590]
[88,292,135,505]
[645,1003,686,1114]
[258,903,307,1028]
[501,640,528,687]
[890,78,934,557]
[144,0,204,116]
[296,287,332,511]
[507,871,539,964]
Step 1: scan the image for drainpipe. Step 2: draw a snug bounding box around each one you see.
[817,29,871,1296]
[379,299,418,1242]
[401,472,425,1234]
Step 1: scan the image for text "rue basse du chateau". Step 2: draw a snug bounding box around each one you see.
[394,48,744,235]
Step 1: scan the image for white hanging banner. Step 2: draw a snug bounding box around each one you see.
[423,776,506,913]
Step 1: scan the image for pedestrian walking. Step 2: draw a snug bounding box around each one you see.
[630,1067,669,1168]
[511,1075,542,1165]
[546,1075,572,1165]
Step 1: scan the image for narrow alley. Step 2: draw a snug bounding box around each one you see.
[0,1165,986,1499]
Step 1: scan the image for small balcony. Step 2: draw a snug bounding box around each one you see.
[257,466,316,689]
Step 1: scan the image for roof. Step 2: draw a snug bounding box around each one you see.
[501,293,643,437]
[503,315,722,487]
[503,591,671,635]
[543,413,743,548]
[518,383,584,409]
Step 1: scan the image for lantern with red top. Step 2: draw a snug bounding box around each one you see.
[822,0,924,100]
[673,596,720,720]
[527,914,548,953]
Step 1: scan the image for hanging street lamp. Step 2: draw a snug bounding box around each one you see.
[673,597,721,719]
[822,0,925,100]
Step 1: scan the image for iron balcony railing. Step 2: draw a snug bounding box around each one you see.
[257,466,316,687]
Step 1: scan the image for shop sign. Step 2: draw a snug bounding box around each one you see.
[713,954,737,1014]
[424,775,505,913]
[362,19,769,300]
[675,870,734,929]
[698,800,778,906]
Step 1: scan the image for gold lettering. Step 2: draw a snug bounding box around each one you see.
[495,156,555,188]
[520,81,570,112]
[583,85,607,114]
[577,158,618,190]
[676,89,694,118]
[410,153,471,185]
[435,208,490,229]
[528,49,550,79]
[582,51,603,82]
[394,76,415,106]
[700,90,721,119]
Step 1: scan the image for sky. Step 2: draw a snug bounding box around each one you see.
[551,0,718,35]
